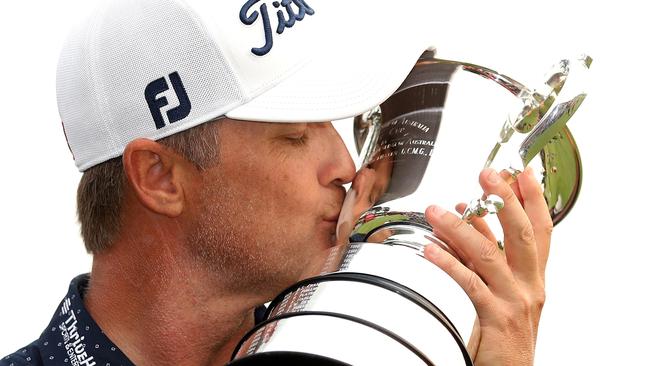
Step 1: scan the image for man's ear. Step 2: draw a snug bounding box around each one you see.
[122,139,188,217]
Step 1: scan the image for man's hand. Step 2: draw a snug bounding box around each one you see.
[423,167,552,366]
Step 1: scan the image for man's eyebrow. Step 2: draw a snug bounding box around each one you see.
[274,122,309,132]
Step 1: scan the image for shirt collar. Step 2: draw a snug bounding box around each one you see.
[38,274,134,366]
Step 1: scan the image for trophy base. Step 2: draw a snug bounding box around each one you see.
[230,241,476,366]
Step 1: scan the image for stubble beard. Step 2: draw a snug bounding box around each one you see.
[186,181,305,298]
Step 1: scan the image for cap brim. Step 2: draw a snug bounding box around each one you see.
[227,12,434,123]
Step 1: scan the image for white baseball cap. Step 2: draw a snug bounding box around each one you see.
[57,0,435,171]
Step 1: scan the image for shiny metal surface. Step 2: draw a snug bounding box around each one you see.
[232,241,476,365]
[312,242,475,339]
[348,52,588,227]
[234,313,428,365]
[232,242,474,365]
[266,277,468,365]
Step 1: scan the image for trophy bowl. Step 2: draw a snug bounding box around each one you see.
[229,51,591,366]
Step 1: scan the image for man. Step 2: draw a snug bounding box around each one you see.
[1,0,550,365]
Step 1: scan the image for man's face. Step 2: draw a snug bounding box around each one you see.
[185,119,355,298]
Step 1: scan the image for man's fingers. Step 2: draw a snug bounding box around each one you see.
[478,169,540,282]
[517,167,553,276]
[425,205,515,291]
[423,244,490,309]
[500,169,523,204]
[455,203,498,244]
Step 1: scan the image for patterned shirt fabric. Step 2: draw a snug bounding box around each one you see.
[1,274,267,366]
[1,274,133,366]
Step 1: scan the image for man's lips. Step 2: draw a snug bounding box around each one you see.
[325,188,346,223]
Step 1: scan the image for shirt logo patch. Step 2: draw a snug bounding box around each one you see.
[240,0,315,56]
[59,298,97,366]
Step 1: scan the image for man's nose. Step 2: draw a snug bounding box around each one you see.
[318,123,356,187]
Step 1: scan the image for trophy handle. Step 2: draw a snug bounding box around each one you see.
[462,55,591,224]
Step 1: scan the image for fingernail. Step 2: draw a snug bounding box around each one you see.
[487,169,499,184]
[425,244,440,257]
[524,166,534,176]
[428,205,444,218]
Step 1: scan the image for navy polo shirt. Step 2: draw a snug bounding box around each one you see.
[1,274,266,366]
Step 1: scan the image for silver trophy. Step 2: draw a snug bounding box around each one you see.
[229,51,591,366]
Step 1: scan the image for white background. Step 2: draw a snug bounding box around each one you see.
[0,1,647,364]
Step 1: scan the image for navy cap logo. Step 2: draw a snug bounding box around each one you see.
[145,72,192,130]
[240,0,315,56]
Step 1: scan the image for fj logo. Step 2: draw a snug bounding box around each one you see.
[145,72,192,130]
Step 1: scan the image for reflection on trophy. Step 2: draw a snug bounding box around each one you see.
[229,51,591,365]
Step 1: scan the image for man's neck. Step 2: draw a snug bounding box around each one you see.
[84,239,262,366]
